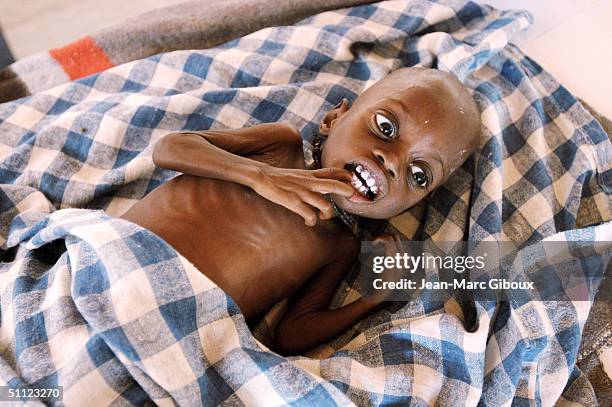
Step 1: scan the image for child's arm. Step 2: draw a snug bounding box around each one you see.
[153,122,302,176]
[153,123,354,225]
[274,239,384,355]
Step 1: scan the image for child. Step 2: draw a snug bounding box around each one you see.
[121,67,480,355]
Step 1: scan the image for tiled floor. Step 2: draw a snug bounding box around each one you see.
[0,0,610,117]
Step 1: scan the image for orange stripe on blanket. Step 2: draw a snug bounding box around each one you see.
[50,37,113,80]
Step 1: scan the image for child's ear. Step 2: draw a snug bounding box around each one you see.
[319,98,349,136]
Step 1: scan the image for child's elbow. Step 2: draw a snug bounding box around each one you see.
[152,133,181,169]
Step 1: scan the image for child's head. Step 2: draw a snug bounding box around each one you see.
[320,67,480,219]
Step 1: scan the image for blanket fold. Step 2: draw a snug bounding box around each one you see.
[0,0,610,405]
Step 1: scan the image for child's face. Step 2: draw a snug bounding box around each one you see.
[321,70,478,219]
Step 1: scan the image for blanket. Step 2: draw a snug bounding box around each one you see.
[1,0,611,405]
[0,0,376,104]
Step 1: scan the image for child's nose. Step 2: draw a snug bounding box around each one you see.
[373,149,401,181]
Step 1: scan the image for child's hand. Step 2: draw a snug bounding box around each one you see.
[248,164,354,226]
[367,233,405,303]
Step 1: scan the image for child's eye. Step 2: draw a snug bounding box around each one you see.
[409,164,428,187]
[375,113,396,138]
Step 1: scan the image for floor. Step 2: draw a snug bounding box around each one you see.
[0,0,610,118]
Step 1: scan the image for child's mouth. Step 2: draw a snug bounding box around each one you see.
[345,162,382,201]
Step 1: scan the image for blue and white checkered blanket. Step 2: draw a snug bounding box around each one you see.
[1,1,611,405]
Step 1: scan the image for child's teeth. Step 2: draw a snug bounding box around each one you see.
[350,164,380,197]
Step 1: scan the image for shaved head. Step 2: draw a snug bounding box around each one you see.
[321,67,482,218]
[354,67,481,174]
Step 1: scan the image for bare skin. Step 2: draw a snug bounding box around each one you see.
[121,68,480,355]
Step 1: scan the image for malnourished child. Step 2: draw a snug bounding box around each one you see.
[121,67,480,355]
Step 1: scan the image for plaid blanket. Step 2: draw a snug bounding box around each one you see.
[1,0,611,405]
[0,0,376,104]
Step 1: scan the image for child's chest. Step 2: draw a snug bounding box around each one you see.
[146,174,354,317]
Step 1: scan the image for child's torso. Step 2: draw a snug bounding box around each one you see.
[121,174,354,321]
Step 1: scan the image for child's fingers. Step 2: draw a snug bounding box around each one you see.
[297,189,335,220]
[272,189,318,226]
[311,167,354,182]
[308,178,354,197]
